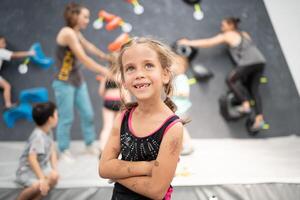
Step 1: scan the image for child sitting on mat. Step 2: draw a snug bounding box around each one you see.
[15,102,59,200]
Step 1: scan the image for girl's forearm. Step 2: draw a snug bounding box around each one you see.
[99,159,152,179]
[116,176,167,200]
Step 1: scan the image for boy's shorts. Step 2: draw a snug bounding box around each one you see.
[15,164,52,187]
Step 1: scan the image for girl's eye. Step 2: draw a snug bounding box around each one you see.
[125,66,135,72]
[145,63,154,69]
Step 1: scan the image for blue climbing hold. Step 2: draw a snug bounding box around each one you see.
[30,43,54,69]
[19,87,49,104]
[3,103,33,128]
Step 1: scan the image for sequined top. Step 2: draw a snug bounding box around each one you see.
[112,107,180,200]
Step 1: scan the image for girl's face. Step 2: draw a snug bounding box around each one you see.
[121,44,170,101]
[77,8,90,29]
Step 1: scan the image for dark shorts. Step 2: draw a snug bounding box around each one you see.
[112,183,152,200]
[104,100,121,111]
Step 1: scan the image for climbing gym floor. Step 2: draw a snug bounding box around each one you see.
[1,138,300,200]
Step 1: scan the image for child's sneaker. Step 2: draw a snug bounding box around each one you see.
[85,144,100,156]
[60,150,75,163]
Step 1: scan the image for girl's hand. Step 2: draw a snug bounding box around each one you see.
[39,179,50,196]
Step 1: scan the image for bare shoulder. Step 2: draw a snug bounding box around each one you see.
[166,121,183,135]
[223,31,236,39]
[57,27,75,38]
[57,27,76,44]
[163,118,183,141]
[223,31,242,45]
[161,121,183,157]
[60,27,75,34]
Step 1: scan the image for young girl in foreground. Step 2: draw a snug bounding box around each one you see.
[99,37,184,200]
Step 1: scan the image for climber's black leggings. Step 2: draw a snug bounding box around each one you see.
[226,63,265,115]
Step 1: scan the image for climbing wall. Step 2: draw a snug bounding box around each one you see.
[0,0,299,140]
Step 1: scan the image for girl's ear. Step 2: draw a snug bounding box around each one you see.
[162,68,171,85]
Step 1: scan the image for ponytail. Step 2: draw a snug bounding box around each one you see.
[164,97,177,113]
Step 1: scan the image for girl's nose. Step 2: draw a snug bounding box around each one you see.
[135,68,146,79]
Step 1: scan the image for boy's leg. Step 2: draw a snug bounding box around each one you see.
[16,182,40,200]
[74,82,96,146]
[0,77,13,108]
[48,170,59,188]
[52,80,75,152]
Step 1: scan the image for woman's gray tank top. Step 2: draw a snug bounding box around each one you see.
[229,33,266,67]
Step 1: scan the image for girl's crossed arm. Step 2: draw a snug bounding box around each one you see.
[116,122,183,200]
[99,113,154,179]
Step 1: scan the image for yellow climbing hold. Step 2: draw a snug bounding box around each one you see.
[188,78,197,85]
